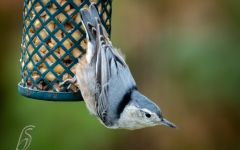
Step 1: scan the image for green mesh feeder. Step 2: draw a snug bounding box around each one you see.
[18,0,112,101]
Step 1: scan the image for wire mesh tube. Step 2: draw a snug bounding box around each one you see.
[18,0,112,101]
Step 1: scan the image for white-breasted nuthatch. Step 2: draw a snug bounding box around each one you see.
[60,3,178,130]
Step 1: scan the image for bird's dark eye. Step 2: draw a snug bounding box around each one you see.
[145,112,151,118]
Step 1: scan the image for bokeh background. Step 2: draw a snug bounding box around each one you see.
[1,0,240,149]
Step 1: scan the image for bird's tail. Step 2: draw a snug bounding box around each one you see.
[80,4,109,48]
[80,4,97,46]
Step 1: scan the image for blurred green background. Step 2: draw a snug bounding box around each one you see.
[1,0,240,149]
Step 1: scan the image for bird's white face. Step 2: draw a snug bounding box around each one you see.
[132,107,179,129]
[116,105,162,130]
[132,108,162,128]
[115,105,178,130]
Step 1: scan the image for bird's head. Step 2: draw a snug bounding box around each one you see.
[120,90,178,130]
[132,107,179,129]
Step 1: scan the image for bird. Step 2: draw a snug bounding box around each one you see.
[60,3,178,130]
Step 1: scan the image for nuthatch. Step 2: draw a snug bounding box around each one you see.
[60,3,178,130]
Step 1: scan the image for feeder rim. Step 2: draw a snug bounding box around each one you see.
[18,82,83,101]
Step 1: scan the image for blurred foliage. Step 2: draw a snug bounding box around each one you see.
[0,0,240,150]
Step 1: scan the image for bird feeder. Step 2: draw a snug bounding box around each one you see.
[18,0,112,101]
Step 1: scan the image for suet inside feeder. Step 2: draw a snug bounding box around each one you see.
[18,0,112,101]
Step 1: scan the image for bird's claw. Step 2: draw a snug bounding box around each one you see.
[59,76,77,89]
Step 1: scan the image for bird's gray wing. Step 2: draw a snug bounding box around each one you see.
[94,18,135,124]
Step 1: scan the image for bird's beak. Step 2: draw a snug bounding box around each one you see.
[161,117,179,129]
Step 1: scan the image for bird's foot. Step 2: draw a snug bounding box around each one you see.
[59,76,77,89]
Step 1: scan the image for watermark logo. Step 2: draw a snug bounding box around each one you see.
[16,125,35,150]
